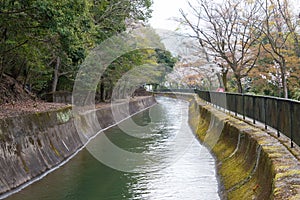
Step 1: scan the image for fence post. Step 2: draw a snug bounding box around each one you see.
[235,94,238,116]
[228,94,231,115]
[277,99,280,138]
[223,93,226,112]
[290,101,294,148]
[264,97,267,130]
[243,94,245,120]
[253,96,256,124]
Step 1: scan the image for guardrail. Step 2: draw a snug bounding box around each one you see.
[155,89,300,148]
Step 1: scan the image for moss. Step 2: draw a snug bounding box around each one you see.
[273,187,283,196]
[56,109,72,124]
[228,175,258,199]
[212,139,235,161]
[268,153,284,159]
[289,194,300,200]
[49,140,61,157]
[220,159,253,190]
[275,170,300,180]
[196,124,209,140]
[275,165,291,171]
[263,145,282,151]
[262,145,287,160]
[187,95,272,199]
[161,93,300,200]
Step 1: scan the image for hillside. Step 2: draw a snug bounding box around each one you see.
[0,74,34,104]
[0,74,67,119]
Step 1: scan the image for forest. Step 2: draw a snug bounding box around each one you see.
[1,0,300,103]
[0,0,177,103]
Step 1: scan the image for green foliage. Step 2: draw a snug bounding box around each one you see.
[98,45,177,101]
[292,88,300,101]
[155,49,178,69]
[0,0,154,97]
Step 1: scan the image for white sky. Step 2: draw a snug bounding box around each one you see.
[149,0,188,31]
[149,0,300,32]
[148,0,300,58]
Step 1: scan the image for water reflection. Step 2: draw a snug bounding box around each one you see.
[6,96,219,200]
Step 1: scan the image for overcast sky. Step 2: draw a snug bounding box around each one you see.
[149,0,187,31]
[149,0,300,32]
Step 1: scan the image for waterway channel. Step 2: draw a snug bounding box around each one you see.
[6,96,220,200]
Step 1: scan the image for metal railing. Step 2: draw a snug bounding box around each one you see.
[155,89,300,148]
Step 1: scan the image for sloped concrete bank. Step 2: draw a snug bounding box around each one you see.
[0,96,156,197]
[157,93,300,200]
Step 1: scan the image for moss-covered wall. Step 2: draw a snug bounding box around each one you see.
[0,97,157,196]
[157,93,300,200]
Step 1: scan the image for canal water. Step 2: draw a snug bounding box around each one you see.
[6,97,220,200]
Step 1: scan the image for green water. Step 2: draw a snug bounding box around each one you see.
[6,97,220,200]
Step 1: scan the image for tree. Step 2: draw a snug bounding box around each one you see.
[0,0,95,93]
[0,0,154,97]
[248,50,285,96]
[179,0,263,93]
[259,0,299,98]
[98,47,177,101]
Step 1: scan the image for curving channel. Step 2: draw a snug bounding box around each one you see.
[6,96,220,200]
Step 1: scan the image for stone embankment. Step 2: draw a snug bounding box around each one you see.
[0,96,156,197]
[157,93,300,200]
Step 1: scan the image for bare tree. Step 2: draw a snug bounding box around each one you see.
[260,0,299,98]
[179,0,262,93]
[277,0,300,57]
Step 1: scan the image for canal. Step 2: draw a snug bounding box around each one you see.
[6,97,220,200]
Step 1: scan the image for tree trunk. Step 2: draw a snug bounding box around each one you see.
[14,59,26,80]
[106,88,112,101]
[23,66,31,90]
[207,76,213,90]
[52,56,60,93]
[282,77,288,98]
[235,75,243,93]
[0,57,4,82]
[100,78,105,102]
[216,73,222,88]
[280,61,288,98]
[293,34,300,57]
[222,71,228,91]
[216,64,228,91]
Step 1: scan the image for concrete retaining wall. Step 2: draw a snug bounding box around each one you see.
[157,93,300,200]
[0,96,156,196]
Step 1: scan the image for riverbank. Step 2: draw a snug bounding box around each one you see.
[156,92,300,200]
[4,96,220,200]
[0,100,69,119]
[0,96,157,198]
